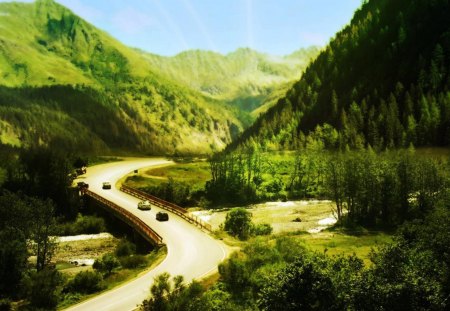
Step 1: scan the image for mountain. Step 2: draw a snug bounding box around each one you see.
[0,0,243,154]
[229,0,450,151]
[139,47,320,113]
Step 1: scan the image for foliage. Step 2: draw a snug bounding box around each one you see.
[224,208,253,240]
[0,228,28,298]
[142,273,209,311]
[205,149,446,229]
[29,198,58,271]
[58,214,106,235]
[0,0,252,155]
[93,253,120,276]
[142,47,320,112]
[115,239,137,257]
[251,223,273,236]
[65,270,104,294]
[258,254,338,311]
[4,146,79,219]
[325,149,447,227]
[230,0,450,152]
[206,150,261,205]
[141,178,194,207]
[119,255,147,269]
[25,268,63,310]
[215,206,450,310]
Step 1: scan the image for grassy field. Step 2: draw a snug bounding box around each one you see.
[291,230,392,266]
[194,199,335,233]
[54,235,119,275]
[55,236,167,309]
[123,161,210,189]
[195,199,391,265]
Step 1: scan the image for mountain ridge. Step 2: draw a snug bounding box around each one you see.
[228,0,450,151]
[0,0,244,154]
[0,0,320,154]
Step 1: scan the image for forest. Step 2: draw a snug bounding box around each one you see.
[229,0,450,152]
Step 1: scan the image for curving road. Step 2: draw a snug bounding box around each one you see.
[65,158,228,311]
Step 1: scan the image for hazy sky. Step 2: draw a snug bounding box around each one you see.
[2,0,362,56]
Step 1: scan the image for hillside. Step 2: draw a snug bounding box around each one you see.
[229,0,450,151]
[0,0,243,154]
[139,47,320,112]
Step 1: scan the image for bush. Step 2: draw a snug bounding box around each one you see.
[224,208,253,240]
[93,253,120,275]
[66,270,104,294]
[252,223,273,236]
[119,255,147,269]
[74,214,106,234]
[115,239,136,257]
[26,268,63,310]
[57,214,106,235]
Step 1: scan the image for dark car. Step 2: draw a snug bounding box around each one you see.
[102,182,111,189]
[77,181,89,189]
[156,212,169,221]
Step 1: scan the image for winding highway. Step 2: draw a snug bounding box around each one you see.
[65,158,228,311]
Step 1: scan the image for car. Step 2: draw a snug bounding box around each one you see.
[77,181,89,189]
[102,182,111,189]
[156,212,169,221]
[138,200,151,210]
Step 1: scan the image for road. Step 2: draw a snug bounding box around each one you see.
[65,158,228,311]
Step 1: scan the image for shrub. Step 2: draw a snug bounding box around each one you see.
[27,268,63,310]
[115,239,136,257]
[119,255,147,269]
[66,270,104,294]
[74,214,106,234]
[57,214,106,235]
[224,208,253,240]
[93,253,120,275]
[252,223,273,236]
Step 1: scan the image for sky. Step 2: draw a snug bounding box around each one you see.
[2,0,362,56]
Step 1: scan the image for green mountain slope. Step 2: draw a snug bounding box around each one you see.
[0,0,243,154]
[139,47,320,111]
[229,0,450,151]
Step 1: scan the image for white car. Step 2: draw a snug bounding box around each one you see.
[102,182,111,189]
[138,200,151,210]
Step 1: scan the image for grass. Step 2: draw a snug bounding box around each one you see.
[54,236,119,275]
[123,161,211,189]
[58,246,167,309]
[199,199,334,234]
[202,199,391,266]
[290,230,392,266]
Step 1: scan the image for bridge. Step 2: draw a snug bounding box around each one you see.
[66,158,227,311]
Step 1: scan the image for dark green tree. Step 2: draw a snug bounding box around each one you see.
[223,208,252,240]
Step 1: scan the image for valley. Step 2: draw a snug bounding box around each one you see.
[1,0,450,310]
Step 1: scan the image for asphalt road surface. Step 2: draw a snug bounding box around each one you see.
[65,158,228,311]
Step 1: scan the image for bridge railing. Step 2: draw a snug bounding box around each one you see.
[84,189,164,245]
[121,185,212,232]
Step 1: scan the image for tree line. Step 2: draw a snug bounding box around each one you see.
[204,148,447,228]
